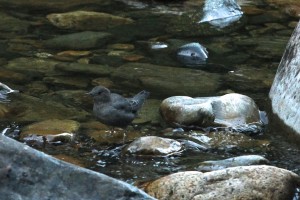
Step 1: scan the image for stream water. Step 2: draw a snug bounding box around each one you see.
[0,0,299,189]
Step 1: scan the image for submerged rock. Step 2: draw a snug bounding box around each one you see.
[160,93,264,134]
[124,136,182,156]
[0,134,155,200]
[196,155,270,172]
[44,31,112,50]
[144,166,300,200]
[47,10,134,31]
[112,63,220,97]
[177,43,208,67]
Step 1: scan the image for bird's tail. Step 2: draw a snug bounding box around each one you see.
[130,90,150,111]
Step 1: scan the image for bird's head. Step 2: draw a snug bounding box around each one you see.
[87,86,110,103]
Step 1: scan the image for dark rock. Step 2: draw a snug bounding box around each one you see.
[0,134,155,200]
[55,62,112,76]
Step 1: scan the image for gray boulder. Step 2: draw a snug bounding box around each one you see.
[0,133,155,200]
[269,21,300,137]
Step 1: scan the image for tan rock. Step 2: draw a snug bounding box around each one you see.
[47,11,134,31]
[144,165,300,200]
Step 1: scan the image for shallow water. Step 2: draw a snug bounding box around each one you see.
[0,0,300,187]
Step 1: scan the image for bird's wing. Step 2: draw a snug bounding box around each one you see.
[110,94,132,111]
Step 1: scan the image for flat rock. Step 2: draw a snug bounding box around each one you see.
[44,31,112,50]
[47,10,134,31]
[144,165,300,200]
[124,136,182,156]
[0,12,30,35]
[112,63,220,97]
[55,62,112,76]
[0,134,155,200]
[196,155,270,172]
[43,76,89,89]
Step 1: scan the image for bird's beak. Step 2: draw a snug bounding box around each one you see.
[86,92,92,96]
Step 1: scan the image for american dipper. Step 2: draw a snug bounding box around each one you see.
[88,86,150,128]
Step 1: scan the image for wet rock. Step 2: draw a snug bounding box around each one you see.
[43,76,89,89]
[124,136,182,156]
[22,132,75,147]
[53,154,85,167]
[91,77,115,88]
[144,165,300,200]
[55,62,112,76]
[160,93,261,128]
[44,31,112,50]
[5,93,89,122]
[0,69,28,83]
[0,134,155,200]
[4,57,60,76]
[56,50,92,57]
[52,90,92,108]
[47,11,133,31]
[225,66,275,92]
[247,10,288,25]
[177,43,208,67]
[21,119,80,137]
[112,63,220,97]
[196,155,270,172]
[82,121,146,144]
[108,43,135,50]
[0,12,30,35]
[199,0,243,28]
[269,21,300,137]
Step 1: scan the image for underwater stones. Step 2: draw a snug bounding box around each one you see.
[47,11,134,31]
[43,76,89,89]
[269,21,300,136]
[196,155,270,172]
[144,166,300,200]
[112,63,220,97]
[4,57,60,76]
[55,62,112,76]
[160,93,261,128]
[177,43,208,67]
[124,136,182,156]
[132,99,161,125]
[44,31,112,50]
[0,12,30,34]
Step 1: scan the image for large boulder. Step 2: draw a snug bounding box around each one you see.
[160,93,262,130]
[0,134,155,200]
[269,21,300,137]
[144,165,300,200]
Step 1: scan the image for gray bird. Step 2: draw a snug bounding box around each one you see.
[88,86,150,128]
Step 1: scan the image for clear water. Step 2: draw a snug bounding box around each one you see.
[0,0,299,188]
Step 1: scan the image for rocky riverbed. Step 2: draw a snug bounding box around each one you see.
[0,0,300,199]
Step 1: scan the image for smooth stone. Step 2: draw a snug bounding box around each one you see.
[55,62,112,76]
[160,93,261,127]
[43,76,89,89]
[25,81,49,96]
[269,21,300,137]
[177,43,208,67]
[122,54,145,62]
[5,93,89,122]
[52,90,92,108]
[0,69,28,83]
[0,104,9,118]
[91,78,115,88]
[196,155,270,172]
[247,10,288,25]
[56,50,92,57]
[0,134,155,200]
[0,12,30,35]
[4,57,60,75]
[225,66,275,92]
[47,11,134,31]
[44,31,112,50]
[124,136,182,156]
[112,63,221,97]
[21,119,80,137]
[144,166,300,200]
[108,43,135,50]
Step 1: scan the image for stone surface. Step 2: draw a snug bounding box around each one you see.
[55,62,112,76]
[112,63,220,97]
[160,93,261,128]
[133,99,161,125]
[0,12,30,35]
[47,11,134,31]
[124,136,182,156]
[0,134,155,200]
[196,155,270,172]
[44,31,112,50]
[43,76,89,89]
[144,165,300,200]
[269,21,300,136]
